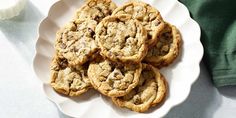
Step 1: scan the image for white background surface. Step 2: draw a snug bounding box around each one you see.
[0,0,235,118]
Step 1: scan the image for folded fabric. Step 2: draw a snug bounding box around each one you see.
[180,0,236,87]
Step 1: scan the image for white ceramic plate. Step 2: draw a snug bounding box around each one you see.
[33,0,203,117]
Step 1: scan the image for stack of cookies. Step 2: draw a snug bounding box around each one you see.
[50,0,182,112]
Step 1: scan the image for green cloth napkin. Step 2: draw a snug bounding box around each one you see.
[179,0,236,87]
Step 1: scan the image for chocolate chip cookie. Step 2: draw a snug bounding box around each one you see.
[75,0,117,22]
[55,19,98,66]
[88,57,142,97]
[112,1,165,45]
[112,64,167,112]
[144,22,182,68]
[96,14,148,63]
[50,55,91,96]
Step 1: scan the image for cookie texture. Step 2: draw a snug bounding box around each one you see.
[96,14,148,63]
[112,1,165,45]
[75,0,117,22]
[48,0,180,112]
[50,55,91,96]
[144,22,182,68]
[112,64,167,112]
[55,19,98,66]
[88,57,142,97]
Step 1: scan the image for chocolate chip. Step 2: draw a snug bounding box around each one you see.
[88,28,95,36]
[60,43,67,49]
[59,58,68,69]
[94,16,100,21]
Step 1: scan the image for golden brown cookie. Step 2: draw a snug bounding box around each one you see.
[50,55,91,96]
[112,64,167,112]
[75,0,117,22]
[112,1,165,45]
[96,14,148,63]
[144,22,182,68]
[55,19,98,66]
[87,57,142,97]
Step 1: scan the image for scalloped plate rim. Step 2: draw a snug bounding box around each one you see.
[33,0,203,117]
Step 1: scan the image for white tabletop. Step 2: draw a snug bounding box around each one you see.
[0,0,235,118]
